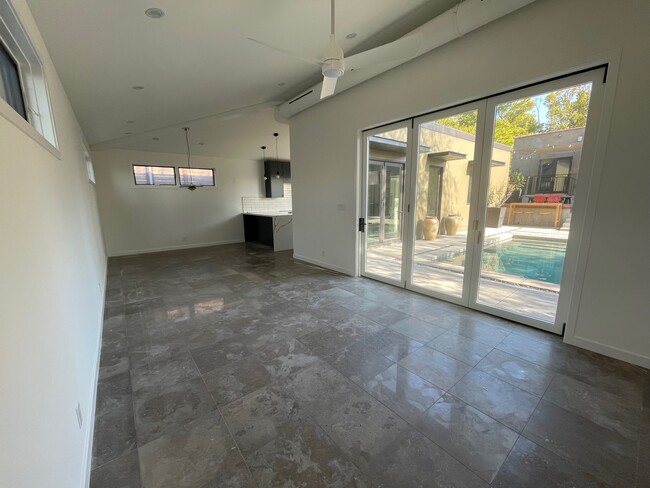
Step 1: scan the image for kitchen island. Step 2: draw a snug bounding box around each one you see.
[242,212,293,251]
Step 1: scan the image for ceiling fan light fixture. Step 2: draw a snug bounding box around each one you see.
[322,59,344,78]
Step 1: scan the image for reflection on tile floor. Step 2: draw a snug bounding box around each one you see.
[90,243,649,487]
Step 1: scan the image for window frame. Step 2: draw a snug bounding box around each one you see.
[178,166,216,188]
[0,0,59,154]
[84,146,95,184]
[132,164,178,187]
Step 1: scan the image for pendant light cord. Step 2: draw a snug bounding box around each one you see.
[184,127,194,185]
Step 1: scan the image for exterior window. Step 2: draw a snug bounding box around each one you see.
[179,167,215,187]
[538,157,572,192]
[0,0,58,148]
[132,165,176,186]
[0,40,26,119]
[85,149,96,184]
[426,164,444,217]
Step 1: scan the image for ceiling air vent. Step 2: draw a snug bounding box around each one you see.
[289,90,313,105]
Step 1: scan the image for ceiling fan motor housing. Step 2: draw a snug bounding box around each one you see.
[322,36,344,78]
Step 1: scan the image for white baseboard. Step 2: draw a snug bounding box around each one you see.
[82,259,108,488]
[108,239,244,257]
[564,334,650,369]
[292,253,354,276]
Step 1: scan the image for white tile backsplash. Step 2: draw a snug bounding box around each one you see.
[242,185,292,213]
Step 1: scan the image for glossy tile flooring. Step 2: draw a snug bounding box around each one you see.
[90,243,649,488]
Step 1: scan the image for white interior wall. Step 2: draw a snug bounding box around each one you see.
[92,148,265,256]
[289,0,650,367]
[0,1,107,487]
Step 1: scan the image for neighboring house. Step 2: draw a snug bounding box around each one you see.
[511,127,585,202]
[368,123,511,241]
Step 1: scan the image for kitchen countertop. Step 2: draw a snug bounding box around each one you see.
[244,212,292,217]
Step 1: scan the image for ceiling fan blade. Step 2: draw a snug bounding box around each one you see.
[345,33,422,71]
[247,37,323,67]
[320,76,338,99]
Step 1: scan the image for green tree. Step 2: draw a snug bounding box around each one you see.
[437,110,478,136]
[437,98,540,146]
[494,98,540,146]
[544,84,591,130]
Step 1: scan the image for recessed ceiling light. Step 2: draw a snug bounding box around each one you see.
[124,132,132,135]
[346,33,357,39]
[277,82,286,86]
[132,86,145,90]
[145,8,165,19]
[152,137,160,141]
[126,120,135,124]
[198,142,205,146]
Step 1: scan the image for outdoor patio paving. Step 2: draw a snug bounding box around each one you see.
[366,226,569,323]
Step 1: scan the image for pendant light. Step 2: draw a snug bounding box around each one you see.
[261,146,268,181]
[183,127,197,191]
[274,133,280,178]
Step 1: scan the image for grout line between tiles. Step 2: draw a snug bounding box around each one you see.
[192,353,261,488]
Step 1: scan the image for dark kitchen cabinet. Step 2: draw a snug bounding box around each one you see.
[243,214,274,247]
[264,159,290,197]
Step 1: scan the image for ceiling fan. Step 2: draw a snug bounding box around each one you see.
[248,0,422,99]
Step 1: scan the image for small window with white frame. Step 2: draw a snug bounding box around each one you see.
[178,167,215,188]
[84,147,96,184]
[0,0,58,150]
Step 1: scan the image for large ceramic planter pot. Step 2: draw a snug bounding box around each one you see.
[486,207,507,228]
[444,215,461,236]
[423,217,439,240]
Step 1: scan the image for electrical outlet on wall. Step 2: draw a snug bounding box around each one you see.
[322,250,326,257]
[75,402,83,429]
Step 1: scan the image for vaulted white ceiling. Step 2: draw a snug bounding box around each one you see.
[26,0,458,156]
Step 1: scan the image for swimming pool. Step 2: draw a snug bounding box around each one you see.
[439,238,567,285]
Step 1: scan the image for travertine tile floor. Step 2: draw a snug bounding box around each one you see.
[90,243,649,488]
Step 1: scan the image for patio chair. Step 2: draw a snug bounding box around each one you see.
[532,194,547,203]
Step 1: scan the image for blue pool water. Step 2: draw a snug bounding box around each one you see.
[441,239,567,285]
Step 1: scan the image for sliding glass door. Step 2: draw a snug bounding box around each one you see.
[361,68,606,334]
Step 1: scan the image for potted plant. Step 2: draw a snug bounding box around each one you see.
[486,169,525,228]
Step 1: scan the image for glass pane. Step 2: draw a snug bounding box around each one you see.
[179,168,214,187]
[133,165,176,185]
[0,41,27,120]
[411,109,479,298]
[384,163,403,240]
[367,163,382,243]
[364,127,408,282]
[477,82,593,323]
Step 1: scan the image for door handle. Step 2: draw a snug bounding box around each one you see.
[476,230,483,245]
